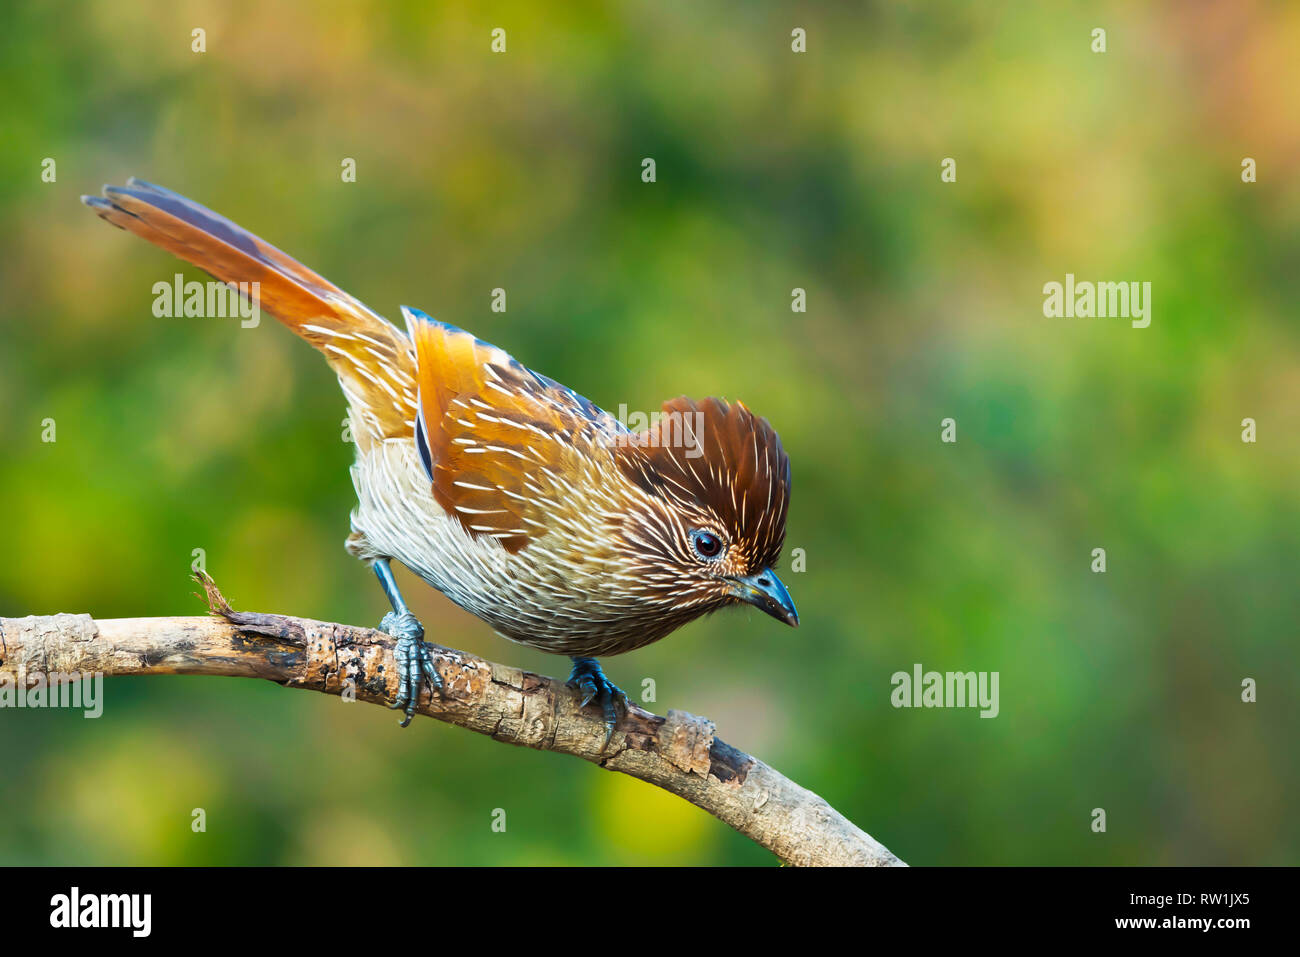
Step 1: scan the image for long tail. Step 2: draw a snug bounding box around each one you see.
[82,179,417,445]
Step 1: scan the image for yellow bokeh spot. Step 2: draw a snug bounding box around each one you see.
[591,771,716,863]
[40,729,221,864]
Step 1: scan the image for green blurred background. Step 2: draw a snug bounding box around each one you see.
[1,0,1297,865]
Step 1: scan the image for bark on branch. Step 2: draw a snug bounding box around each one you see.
[0,574,904,867]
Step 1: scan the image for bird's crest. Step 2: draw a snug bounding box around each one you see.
[614,396,791,572]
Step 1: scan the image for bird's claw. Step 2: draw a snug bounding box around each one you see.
[566,657,629,752]
[381,611,443,727]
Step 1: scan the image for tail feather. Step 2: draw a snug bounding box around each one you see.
[82,179,417,444]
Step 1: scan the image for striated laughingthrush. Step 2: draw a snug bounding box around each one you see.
[83,179,797,739]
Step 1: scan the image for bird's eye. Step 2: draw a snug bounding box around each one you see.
[690,529,724,561]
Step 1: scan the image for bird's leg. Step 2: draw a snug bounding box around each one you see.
[374,558,442,727]
[566,657,630,750]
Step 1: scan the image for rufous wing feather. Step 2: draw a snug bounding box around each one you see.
[402,306,622,554]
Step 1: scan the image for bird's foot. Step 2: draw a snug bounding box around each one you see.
[566,657,630,751]
[381,611,443,727]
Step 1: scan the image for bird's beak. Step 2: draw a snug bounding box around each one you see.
[729,569,799,627]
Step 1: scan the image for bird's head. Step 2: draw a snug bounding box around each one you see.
[612,397,797,628]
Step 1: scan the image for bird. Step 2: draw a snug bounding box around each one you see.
[82,178,797,742]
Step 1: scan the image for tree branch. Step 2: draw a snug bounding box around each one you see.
[0,574,904,867]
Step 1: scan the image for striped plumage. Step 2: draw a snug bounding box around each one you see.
[83,179,797,712]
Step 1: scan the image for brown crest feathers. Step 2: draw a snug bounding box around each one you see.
[615,396,791,571]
